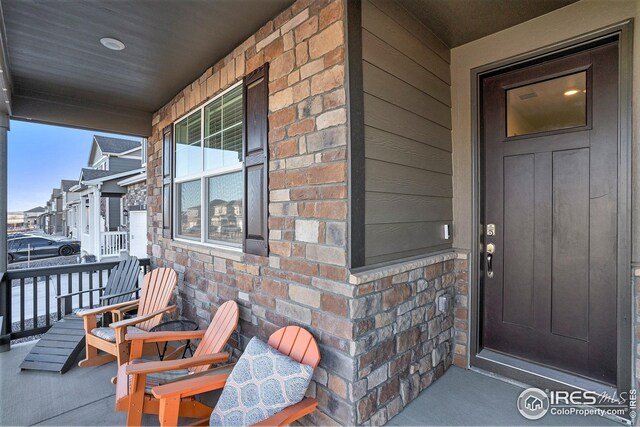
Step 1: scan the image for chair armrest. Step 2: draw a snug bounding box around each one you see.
[126,353,229,375]
[76,299,140,317]
[109,305,176,329]
[152,373,229,399]
[100,287,141,301]
[111,303,138,317]
[253,398,318,426]
[126,329,206,343]
[56,286,106,300]
[163,363,235,385]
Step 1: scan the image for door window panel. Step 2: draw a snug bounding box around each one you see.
[506,72,587,137]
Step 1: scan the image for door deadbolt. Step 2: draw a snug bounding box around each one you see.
[486,224,496,236]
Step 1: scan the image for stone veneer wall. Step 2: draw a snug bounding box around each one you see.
[124,182,147,212]
[147,0,356,424]
[453,256,469,369]
[348,253,469,424]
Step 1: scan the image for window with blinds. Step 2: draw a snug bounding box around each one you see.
[174,82,244,247]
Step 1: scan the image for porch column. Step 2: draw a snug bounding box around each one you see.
[0,114,8,271]
[93,187,101,260]
[0,114,10,352]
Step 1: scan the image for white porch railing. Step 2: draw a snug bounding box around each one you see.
[100,231,128,257]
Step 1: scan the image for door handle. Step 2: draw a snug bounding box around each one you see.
[486,243,495,278]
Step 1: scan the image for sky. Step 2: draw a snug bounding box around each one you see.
[8,120,141,212]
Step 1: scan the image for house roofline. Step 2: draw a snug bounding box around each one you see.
[117,171,146,186]
[111,146,142,157]
[82,167,145,185]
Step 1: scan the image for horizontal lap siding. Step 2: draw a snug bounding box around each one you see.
[362,0,453,265]
[108,197,121,230]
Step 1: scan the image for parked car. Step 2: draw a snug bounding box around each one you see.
[7,236,81,263]
[7,229,46,240]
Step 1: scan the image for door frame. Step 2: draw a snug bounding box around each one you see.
[469,20,633,404]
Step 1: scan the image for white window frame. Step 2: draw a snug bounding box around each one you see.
[173,81,244,250]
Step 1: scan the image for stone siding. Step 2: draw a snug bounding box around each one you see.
[124,182,147,212]
[147,0,355,424]
[348,253,468,424]
[453,256,469,369]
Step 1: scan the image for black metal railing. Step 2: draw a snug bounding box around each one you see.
[0,258,151,351]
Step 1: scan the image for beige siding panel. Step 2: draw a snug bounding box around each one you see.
[362,29,450,106]
[363,61,451,129]
[364,94,451,152]
[365,192,452,224]
[362,0,450,84]
[365,244,453,266]
[365,159,453,197]
[367,0,450,63]
[365,126,452,174]
[365,222,451,257]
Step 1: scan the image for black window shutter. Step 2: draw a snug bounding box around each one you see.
[162,124,173,239]
[243,64,269,256]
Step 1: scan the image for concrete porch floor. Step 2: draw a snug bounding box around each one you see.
[388,367,619,426]
[0,341,620,426]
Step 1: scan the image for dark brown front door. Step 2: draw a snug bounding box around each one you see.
[481,42,618,385]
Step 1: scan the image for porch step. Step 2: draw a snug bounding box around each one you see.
[19,315,85,374]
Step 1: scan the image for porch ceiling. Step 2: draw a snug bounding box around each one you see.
[0,0,294,136]
[0,0,577,136]
[399,0,578,48]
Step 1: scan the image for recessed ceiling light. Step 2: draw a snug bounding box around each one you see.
[564,89,579,96]
[100,37,125,51]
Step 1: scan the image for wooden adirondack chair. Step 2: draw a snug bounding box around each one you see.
[18,257,143,374]
[115,300,239,426]
[77,268,178,367]
[56,256,141,319]
[151,326,321,427]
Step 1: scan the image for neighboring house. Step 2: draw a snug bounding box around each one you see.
[60,179,80,238]
[36,209,47,233]
[7,211,24,230]
[71,135,144,260]
[0,1,638,425]
[22,206,45,229]
[38,189,64,235]
[50,188,64,235]
[117,149,148,259]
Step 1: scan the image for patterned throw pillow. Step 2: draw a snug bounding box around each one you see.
[209,337,314,426]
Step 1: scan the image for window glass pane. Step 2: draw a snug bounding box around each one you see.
[222,86,243,129]
[204,85,243,170]
[175,111,202,177]
[204,132,223,171]
[207,172,243,244]
[177,180,201,239]
[507,72,586,137]
[223,125,243,166]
